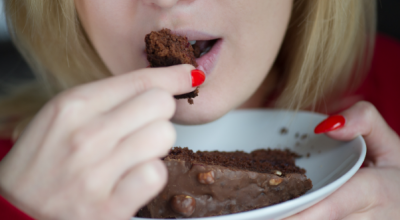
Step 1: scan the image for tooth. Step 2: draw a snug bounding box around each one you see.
[189,40,196,45]
[200,46,212,57]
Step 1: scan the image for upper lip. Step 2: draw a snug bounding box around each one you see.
[170,29,220,41]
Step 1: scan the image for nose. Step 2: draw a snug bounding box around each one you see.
[145,0,180,9]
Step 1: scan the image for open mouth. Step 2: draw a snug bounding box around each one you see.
[187,38,223,76]
[189,39,219,58]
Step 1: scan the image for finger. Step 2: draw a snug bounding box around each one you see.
[324,101,400,167]
[284,169,380,220]
[61,89,175,166]
[96,88,175,142]
[109,159,167,216]
[4,112,52,167]
[63,64,199,114]
[35,65,200,152]
[94,119,175,191]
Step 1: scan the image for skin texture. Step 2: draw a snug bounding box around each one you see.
[0,1,399,220]
[75,0,293,124]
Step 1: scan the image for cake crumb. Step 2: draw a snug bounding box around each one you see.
[295,133,299,138]
[301,134,308,140]
[280,128,288,135]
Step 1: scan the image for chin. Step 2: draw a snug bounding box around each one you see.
[171,97,230,125]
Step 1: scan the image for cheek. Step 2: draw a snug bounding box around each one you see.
[75,0,147,75]
[227,1,293,90]
[213,0,293,101]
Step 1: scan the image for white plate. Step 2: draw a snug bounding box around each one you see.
[133,110,366,220]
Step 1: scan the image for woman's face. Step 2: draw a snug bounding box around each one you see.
[75,0,293,124]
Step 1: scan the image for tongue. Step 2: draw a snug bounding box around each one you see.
[194,40,211,51]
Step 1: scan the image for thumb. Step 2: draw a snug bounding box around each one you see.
[317,101,400,167]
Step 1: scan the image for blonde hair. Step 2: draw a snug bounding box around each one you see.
[0,0,376,138]
[276,0,376,110]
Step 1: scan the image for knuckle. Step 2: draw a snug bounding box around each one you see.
[69,124,100,152]
[356,101,378,119]
[50,90,87,118]
[69,129,91,152]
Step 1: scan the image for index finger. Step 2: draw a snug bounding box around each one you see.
[62,64,201,113]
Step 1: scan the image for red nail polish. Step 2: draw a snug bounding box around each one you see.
[191,69,205,87]
[314,115,345,134]
[360,161,367,168]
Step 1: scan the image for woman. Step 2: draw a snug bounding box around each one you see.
[1,0,400,219]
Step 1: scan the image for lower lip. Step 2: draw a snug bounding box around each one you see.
[196,39,223,77]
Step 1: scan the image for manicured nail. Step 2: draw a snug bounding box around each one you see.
[360,161,367,168]
[314,115,345,134]
[191,69,205,87]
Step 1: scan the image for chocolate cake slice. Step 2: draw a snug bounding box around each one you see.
[138,147,313,218]
[145,28,200,104]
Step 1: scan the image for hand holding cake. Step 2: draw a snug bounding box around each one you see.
[145,28,205,104]
[0,64,204,220]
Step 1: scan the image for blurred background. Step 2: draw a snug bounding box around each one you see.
[0,0,400,88]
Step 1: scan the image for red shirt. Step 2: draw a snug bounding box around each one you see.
[1,34,400,219]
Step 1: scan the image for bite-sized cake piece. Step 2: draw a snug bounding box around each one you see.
[138,147,313,218]
[145,28,198,68]
[145,29,199,104]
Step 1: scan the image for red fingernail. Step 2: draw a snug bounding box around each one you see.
[191,69,205,87]
[360,161,367,168]
[314,115,345,134]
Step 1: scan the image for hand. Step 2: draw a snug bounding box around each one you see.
[285,101,400,220]
[0,64,204,220]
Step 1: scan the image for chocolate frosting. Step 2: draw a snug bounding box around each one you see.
[142,158,312,218]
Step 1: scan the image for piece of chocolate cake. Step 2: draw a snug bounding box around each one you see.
[145,28,200,104]
[138,147,313,218]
